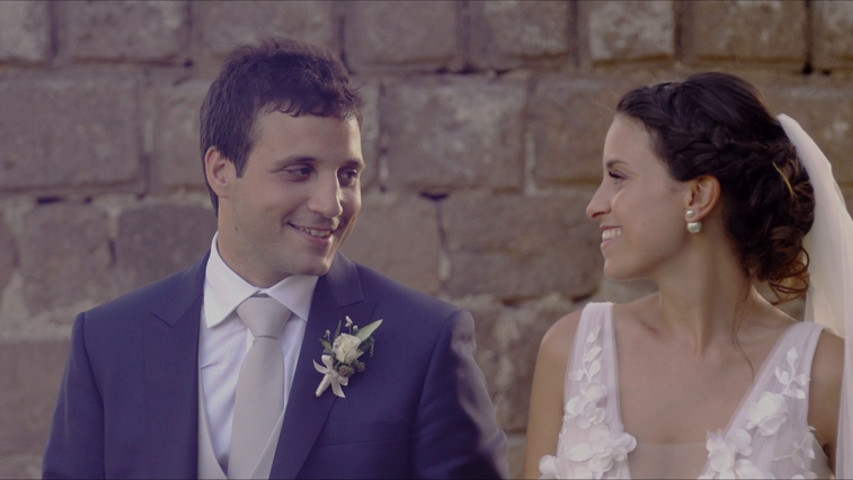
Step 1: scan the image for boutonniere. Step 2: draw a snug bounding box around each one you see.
[313,315,383,398]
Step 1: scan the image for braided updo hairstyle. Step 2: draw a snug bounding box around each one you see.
[616,72,814,301]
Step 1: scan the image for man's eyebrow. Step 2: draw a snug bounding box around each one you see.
[271,156,317,167]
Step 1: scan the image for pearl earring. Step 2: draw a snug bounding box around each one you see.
[686,208,702,234]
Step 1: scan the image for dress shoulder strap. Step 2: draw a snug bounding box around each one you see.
[563,302,614,404]
[699,321,830,479]
[736,321,824,423]
[766,321,824,382]
[549,302,635,479]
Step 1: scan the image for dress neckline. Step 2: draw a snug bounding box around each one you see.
[603,303,806,478]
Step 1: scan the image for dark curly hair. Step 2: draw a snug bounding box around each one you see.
[200,37,364,214]
[616,72,814,302]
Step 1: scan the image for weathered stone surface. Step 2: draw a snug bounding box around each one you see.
[584,0,674,62]
[466,296,575,431]
[0,215,15,297]
[0,77,142,193]
[507,435,526,480]
[115,204,216,294]
[443,192,602,299]
[344,1,462,72]
[468,0,571,69]
[0,339,69,455]
[342,193,441,295]
[0,1,51,64]
[351,80,381,192]
[812,1,853,69]
[530,76,634,186]
[154,79,210,190]
[19,204,113,315]
[0,454,41,480]
[683,0,806,64]
[193,1,337,58]
[763,84,853,183]
[382,80,526,194]
[67,1,188,63]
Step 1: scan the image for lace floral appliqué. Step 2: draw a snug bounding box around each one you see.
[540,324,637,479]
[699,347,819,479]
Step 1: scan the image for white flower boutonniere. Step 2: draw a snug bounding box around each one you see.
[313,315,383,398]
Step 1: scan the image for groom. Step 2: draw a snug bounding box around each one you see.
[43,37,508,479]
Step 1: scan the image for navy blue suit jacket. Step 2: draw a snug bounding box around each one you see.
[43,253,508,479]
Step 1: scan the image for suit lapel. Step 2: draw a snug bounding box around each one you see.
[140,254,207,478]
[271,254,376,479]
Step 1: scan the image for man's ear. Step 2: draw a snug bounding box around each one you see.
[204,146,235,200]
[685,175,721,221]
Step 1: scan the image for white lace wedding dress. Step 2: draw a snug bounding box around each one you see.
[539,302,833,479]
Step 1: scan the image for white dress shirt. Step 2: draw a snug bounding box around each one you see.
[199,233,318,469]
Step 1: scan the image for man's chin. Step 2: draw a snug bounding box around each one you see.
[296,256,335,277]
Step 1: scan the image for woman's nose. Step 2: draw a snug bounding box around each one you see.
[586,184,609,220]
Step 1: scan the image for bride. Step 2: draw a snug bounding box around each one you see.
[523,72,850,479]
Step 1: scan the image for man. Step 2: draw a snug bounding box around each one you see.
[43,38,508,479]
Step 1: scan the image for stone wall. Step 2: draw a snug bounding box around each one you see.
[1,1,852,477]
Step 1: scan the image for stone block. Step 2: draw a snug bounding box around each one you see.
[443,192,602,300]
[763,83,853,183]
[344,1,463,73]
[0,1,51,64]
[468,0,571,69]
[530,75,633,186]
[0,339,70,455]
[683,0,806,64]
[465,297,574,431]
[66,1,187,63]
[812,1,853,70]
[382,80,526,195]
[583,0,674,63]
[342,192,441,295]
[507,435,526,480]
[0,77,142,193]
[192,1,337,58]
[19,204,113,315]
[351,79,380,192]
[154,79,210,190]
[0,454,41,480]
[115,203,216,294]
[0,214,15,296]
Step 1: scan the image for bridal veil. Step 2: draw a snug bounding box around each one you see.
[778,114,852,477]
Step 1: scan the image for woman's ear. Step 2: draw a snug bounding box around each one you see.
[685,175,721,221]
[204,146,235,200]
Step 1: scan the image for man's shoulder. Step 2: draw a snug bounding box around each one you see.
[85,254,207,321]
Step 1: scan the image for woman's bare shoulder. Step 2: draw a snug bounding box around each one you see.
[808,327,843,459]
[537,308,584,367]
[812,328,844,386]
[536,309,583,376]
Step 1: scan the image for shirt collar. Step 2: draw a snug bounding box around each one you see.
[203,233,319,328]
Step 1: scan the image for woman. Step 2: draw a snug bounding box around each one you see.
[523,72,849,479]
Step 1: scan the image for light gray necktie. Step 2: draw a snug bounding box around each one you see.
[228,295,290,479]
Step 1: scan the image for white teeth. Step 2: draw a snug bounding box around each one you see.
[602,228,621,241]
[295,226,332,238]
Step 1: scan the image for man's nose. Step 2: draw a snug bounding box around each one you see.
[309,176,344,217]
